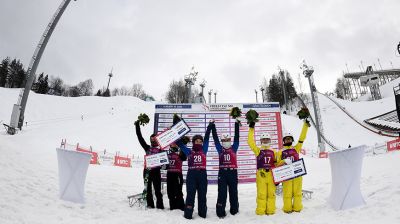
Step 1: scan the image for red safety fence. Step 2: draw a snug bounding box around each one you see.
[60,139,137,168]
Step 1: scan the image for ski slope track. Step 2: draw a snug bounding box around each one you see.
[321,93,398,137]
[1,87,400,224]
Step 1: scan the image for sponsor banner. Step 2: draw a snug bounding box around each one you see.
[114,156,131,167]
[155,103,282,184]
[207,104,237,111]
[387,138,400,152]
[271,158,307,184]
[98,153,115,166]
[319,152,329,158]
[76,148,98,164]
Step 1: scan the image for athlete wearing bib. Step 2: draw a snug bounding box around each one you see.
[177,122,213,219]
[166,142,187,210]
[248,122,277,215]
[276,121,309,213]
[211,120,240,218]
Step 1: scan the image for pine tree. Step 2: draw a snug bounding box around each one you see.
[12,59,26,88]
[5,59,18,87]
[267,74,283,104]
[35,73,49,94]
[95,89,102,96]
[0,57,10,87]
[284,72,297,101]
[34,73,44,93]
[7,59,25,88]
[102,89,110,97]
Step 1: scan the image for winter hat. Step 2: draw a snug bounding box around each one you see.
[192,135,204,144]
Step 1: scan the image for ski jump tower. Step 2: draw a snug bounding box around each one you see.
[301,61,326,155]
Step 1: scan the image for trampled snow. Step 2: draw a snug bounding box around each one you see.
[1,87,399,223]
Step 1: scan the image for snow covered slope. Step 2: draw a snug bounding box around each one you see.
[1,87,399,223]
[317,93,393,149]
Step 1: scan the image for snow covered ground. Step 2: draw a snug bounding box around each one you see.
[1,87,400,223]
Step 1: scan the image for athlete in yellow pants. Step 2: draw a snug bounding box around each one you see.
[248,122,277,215]
[277,120,309,213]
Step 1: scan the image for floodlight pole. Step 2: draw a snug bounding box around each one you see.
[301,61,325,153]
[260,86,265,102]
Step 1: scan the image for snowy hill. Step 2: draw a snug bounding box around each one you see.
[317,93,393,149]
[1,87,400,224]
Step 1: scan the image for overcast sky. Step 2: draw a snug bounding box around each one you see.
[1,0,400,102]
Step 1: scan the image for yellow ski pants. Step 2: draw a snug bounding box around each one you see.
[282,176,303,213]
[255,169,276,215]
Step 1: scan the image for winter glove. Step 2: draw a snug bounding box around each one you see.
[172,113,181,125]
[181,136,190,145]
[305,118,311,127]
[208,120,215,128]
[249,121,255,128]
[284,158,292,165]
[235,118,242,126]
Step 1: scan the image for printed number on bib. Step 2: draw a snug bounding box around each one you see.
[224,154,231,162]
[170,160,175,165]
[194,155,202,163]
[264,156,271,164]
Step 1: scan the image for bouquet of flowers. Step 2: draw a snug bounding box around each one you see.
[297,107,310,120]
[230,107,242,119]
[137,113,150,126]
[245,109,259,124]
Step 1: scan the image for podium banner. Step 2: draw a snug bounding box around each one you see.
[272,158,307,184]
[145,151,169,168]
[155,120,191,149]
[155,103,283,184]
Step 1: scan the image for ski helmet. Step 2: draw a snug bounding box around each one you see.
[260,132,271,140]
[282,132,294,142]
[221,133,231,140]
